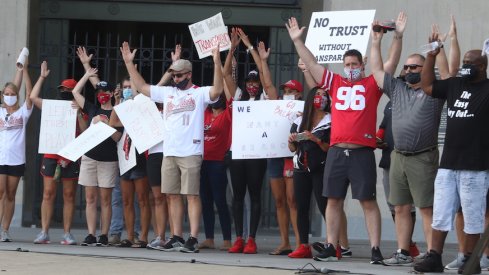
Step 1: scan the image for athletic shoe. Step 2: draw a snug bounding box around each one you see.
[81,234,97,246]
[108,234,121,246]
[384,249,414,266]
[288,244,312,258]
[313,243,338,262]
[409,242,420,257]
[60,233,77,245]
[341,246,352,258]
[228,237,244,253]
[458,254,481,274]
[96,234,108,246]
[1,231,12,242]
[480,255,489,271]
[180,236,199,253]
[243,237,257,254]
[147,236,166,250]
[312,241,326,253]
[161,236,185,252]
[413,250,444,273]
[33,231,50,244]
[370,246,384,265]
[445,252,464,270]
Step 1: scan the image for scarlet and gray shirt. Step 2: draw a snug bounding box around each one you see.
[383,73,444,152]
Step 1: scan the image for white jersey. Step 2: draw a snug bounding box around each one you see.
[150,84,215,157]
[0,103,33,165]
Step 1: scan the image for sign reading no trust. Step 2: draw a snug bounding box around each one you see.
[305,10,376,64]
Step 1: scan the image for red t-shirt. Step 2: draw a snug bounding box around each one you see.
[319,70,382,148]
[203,98,233,161]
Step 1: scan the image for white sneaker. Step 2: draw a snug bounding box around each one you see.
[1,231,12,242]
[384,249,414,266]
[480,254,489,270]
[445,252,464,270]
[33,231,50,244]
[60,233,77,245]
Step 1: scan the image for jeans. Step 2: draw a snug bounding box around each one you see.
[109,177,141,236]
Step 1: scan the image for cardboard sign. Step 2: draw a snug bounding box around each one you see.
[58,121,116,162]
[305,10,376,64]
[38,100,77,154]
[117,130,136,175]
[188,13,231,59]
[232,100,304,159]
[114,94,164,152]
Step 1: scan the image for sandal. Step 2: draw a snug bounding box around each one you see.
[269,248,293,255]
[131,240,148,248]
[116,239,133,248]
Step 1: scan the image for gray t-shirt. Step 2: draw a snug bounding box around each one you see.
[383,73,444,152]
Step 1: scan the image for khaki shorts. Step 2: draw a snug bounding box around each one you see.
[78,156,118,188]
[161,155,202,195]
[389,148,439,208]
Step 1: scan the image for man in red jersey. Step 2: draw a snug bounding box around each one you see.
[285,15,405,264]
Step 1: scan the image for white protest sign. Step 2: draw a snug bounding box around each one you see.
[305,10,376,64]
[38,100,77,154]
[232,100,304,159]
[188,12,231,59]
[58,122,116,162]
[117,130,136,175]
[114,94,164,152]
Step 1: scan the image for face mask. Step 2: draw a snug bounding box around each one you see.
[460,64,479,80]
[313,95,327,110]
[344,67,362,82]
[210,97,226,109]
[246,86,260,97]
[174,78,190,90]
[97,93,111,105]
[3,95,17,106]
[122,88,133,100]
[405,72,421,84]
[59,92,74,101]
[283,94,296,100]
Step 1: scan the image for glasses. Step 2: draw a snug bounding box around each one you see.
[172,72,189,78]
[403,64,423,70]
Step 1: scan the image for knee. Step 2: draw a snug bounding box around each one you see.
[122,195,133,208]
[327,198,343,209]
[286,195,296,209]
[361,200,379,212]
[274,196,286,209]
[85,194,97,205]
[5,191,16,202]
[43,189,56,202]
[394,205,411,215]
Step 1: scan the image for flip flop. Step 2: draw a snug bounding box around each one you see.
[116,239,133,248]
[131,240,148,248]
[269,248,293,255]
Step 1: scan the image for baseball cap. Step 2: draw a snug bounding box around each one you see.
[245,70,259,82]
[57,79,77,89]
[169,59,192,72]
[96,81,114,92]
[280,79,303,93]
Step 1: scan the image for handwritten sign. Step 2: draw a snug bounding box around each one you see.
[188,13,231,59]
[114,94,164,152]
[117,130,136,175]
[58,122,116,162]
[232,100,304,159]
[38,100,77,154]
[305,10,375,64]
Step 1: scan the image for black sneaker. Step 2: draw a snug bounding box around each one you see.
[96,234,108,247]
[181,236,199,253]
[313,243,338,262]
[413,250,444,273]
[341,247,353,258]
[370,246,384,264]
[312,242,326,253]
[458,254,481,274]
[161,235,185,252]
[81,234,97,246]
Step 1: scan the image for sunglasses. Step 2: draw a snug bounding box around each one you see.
[172,72,189,78]
[403,64,423,70]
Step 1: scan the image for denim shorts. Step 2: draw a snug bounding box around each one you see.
[267,158,284,179]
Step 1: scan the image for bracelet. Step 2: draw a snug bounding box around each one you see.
[248,45,254,51]
[394,35,403,40]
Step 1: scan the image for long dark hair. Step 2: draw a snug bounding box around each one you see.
[299,87,330,133]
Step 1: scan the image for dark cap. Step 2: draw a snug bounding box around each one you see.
[96,81,114,92]
[245,70,259,82]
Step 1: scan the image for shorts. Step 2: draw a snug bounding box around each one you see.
[147,153,163,187]
[41,157,80,180]
[267,158,284,179]
[162,155,202,195]
[389,149,439,208]
[78,156,118,188]
[0,164,25,177]
[323,146,376,200]
[283,158,294,178]
[121,156,147,181]
[432,169,489,234]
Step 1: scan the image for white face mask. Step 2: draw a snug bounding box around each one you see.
[283,94,296,100]
[3,95,17,106]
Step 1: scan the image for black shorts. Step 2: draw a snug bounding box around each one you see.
[121,156,147,181]
[0,164,25,177]
[41,157,80,180]
[323,146,377,200]
[147,153,163,187]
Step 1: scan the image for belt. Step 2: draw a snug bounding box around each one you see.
[396,146,437,157]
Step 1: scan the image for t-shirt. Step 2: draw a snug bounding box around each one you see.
[0,104,33,165]
[319,71,382,148]
[150,84,216,157]
[204,98,233,161]
[383,73,444,152]
[82,101,119,162]
[432,77,489,170]
[378,102,393,169]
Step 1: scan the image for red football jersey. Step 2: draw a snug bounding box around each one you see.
[319,70,382,148]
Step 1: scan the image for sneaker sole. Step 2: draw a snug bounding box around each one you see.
[313,256,338,262]
[161,247,183,252]
[60,242,77,245]
[370,260,385,265]
[1,239,12,242]
[181,249,199,253]
[384,261,413,266]
[34,241,50,244]
[81,243,97,246]
[96,243,108,247]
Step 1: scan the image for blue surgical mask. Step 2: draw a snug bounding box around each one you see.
[122,88,133,99]
[344,67,362,82]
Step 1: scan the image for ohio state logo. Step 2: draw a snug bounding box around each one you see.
[166,97,196,118]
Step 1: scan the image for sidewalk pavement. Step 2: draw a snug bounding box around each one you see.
[0,227,465,275]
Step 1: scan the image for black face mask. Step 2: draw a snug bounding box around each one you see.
[460,64,479,80]
[59,92,74,101]
[397,75,406,82]
[405,72,421,84]
[173,78,190,90]
[210,97,226,109]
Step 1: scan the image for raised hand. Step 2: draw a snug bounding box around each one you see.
[432,24,446,42]
[371,20,384,42]
[76,46,93,65]
[395,11,407,35]
[448,15,457,40]
[85,67,98,78]
[285,17,306,42]
[428,27,441,56]
[171,44,181,63]
[40,61,50,78]
[236,28,252,48]
[120,42,137,64]
[257,41,270,60]
[212,42,221,62]
[230,27,241,50]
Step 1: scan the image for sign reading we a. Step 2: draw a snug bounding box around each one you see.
[188,12,231,59]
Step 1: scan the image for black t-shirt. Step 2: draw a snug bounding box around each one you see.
[432,77,489,170]
[82,101,119,162]
[379,101,393,169]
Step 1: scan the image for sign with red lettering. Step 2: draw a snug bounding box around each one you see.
[305,10,376,64]
[188,13,231,59]
[38,100,77,154]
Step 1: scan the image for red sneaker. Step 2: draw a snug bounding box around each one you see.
[228,237,244,253]
[243,237,257,254]
[409,242,420,257]
[288,244,312,258]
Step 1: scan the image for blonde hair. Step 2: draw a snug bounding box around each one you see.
[2,82,20,109]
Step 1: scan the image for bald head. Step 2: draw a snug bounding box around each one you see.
[464,50,488,67]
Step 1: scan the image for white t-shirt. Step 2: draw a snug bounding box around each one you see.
[150,85,215,157]
[0,104,33,165]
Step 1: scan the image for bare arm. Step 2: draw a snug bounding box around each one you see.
[447,15,460,77]
[383,12,407,75]
[23,60,33,110]
[77,46,100,88]
[298,59,316,91]
[72,67,98,110]
[222,28,240,100]
[370,21,387,89]
[209,45,224,101]
[30,61,50,110]
[157,44,181,86]
[433,24,450,79]
[421,33,441,96]
[120,42,151,96]
[257,41,278,100]
[109,109,123,127]
[13,59,23,91]
[238,28,265,87]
